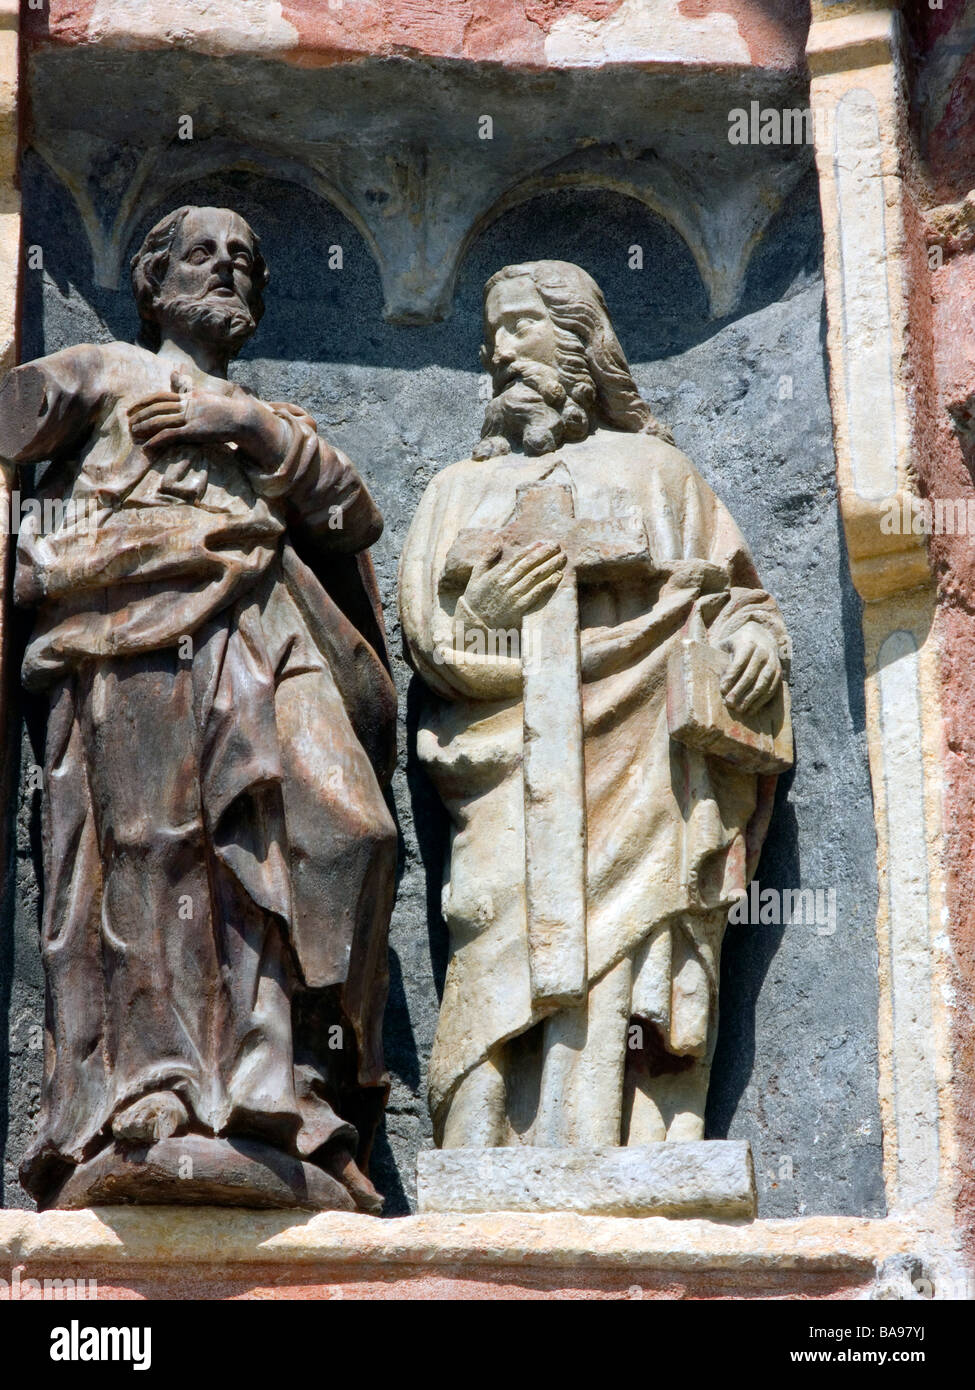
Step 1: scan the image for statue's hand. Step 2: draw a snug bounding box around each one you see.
[719,622,782,716]
[127,388,254,451]
[463,540,566,630]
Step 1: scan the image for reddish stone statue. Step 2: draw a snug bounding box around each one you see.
[0,206,397,1213]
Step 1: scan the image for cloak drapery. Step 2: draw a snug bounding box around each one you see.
[0,342,396,1203]
[399,429,789,1139]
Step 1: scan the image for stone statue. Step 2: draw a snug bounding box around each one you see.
[400,262,792,1207]
[0,206,397,1213]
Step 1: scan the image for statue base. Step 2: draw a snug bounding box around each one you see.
[48,1136,357,1213]
[416,1141,756,1219]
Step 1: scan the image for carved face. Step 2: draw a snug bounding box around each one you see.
[164,208,256,312]
[477,272,594,457]
[154,208,259,350]
[483,276,559,389]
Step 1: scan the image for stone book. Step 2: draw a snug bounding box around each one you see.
[667,631,793,775]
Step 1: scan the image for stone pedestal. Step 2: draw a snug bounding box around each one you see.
[51,1137,355,1213]
[416,1142,756,1219]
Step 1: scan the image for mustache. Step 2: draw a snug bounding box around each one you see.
[201,277,244,301]
[490,358,564,399]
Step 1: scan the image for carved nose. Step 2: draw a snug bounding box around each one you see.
[493,333,516,360]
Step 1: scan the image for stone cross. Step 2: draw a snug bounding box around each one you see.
[444,477,654,1010]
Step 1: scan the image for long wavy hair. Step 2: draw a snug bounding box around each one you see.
[482,261,674,443]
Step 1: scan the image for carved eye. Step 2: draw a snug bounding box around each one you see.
[187,246,209,265]
[233,253,252,271]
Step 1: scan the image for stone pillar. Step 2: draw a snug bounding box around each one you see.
[0,0,21,866]
[807,3,955,1220]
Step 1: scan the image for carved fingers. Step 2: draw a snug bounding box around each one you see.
[464,540,567,629]
[505,541,566,588]
[127,388,252,451]
[510,552,567,610]
[720,623,782,715]
[127,389,190,447]
[128,389,185,441]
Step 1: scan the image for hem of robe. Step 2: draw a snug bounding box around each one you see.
[427,891,748,1138]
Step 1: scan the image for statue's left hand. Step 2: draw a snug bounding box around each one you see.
[719,622,783,716]
[127,388,254,451]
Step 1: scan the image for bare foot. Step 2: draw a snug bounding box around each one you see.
[112,1090,189,1145]
[322,1145,384,1215]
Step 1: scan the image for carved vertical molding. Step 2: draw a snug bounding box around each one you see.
[808,6,955,1224]
[0,0,21,897]
[0,2,17,376]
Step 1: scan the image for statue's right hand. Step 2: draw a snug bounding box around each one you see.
[463,540,566,630]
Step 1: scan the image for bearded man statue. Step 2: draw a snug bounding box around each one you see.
[399,261,791,1168]
[0,206,397,1213]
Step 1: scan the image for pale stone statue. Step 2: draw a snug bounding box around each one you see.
[0,206,397,1212]
[400,262,791,1203]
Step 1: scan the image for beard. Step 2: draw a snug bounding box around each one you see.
[156,291,256,354]
[473,358,595,460]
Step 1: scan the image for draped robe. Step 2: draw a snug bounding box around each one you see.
[0,342,397,1204]
[399,428,790,1144]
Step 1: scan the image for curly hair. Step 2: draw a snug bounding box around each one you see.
[130,206,270,351]
[482,261,673,443]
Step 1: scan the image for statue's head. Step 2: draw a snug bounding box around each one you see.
[476,260,672,458]
[130,206,269,357]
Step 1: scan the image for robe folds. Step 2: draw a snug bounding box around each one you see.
[1,342,396,1204]
[399,429,790,1139]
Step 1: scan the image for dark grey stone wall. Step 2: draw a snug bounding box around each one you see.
[0,154,884,1217]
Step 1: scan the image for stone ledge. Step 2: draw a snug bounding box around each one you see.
[0,1207,949,1276]
[806,8,897,77]
[837,491,933,601]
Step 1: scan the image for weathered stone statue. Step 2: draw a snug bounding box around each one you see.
[400,262,792,1215]
[0,206,397,1213]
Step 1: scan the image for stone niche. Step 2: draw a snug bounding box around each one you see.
[0,1,966,1301]
[4,126,882,1218]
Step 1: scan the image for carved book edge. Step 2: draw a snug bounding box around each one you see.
[667,637,793,775]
